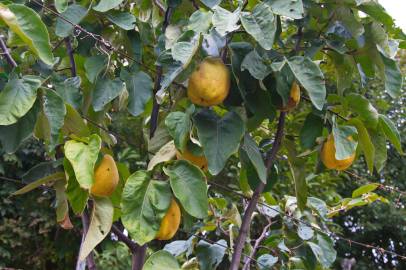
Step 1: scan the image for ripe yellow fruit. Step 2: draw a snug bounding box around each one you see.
[156,199,181,240]
[321,134,355,171]
[187,57,230,107]
[280,81,301,111]
[90,154,119,197]
[176,149,208,171]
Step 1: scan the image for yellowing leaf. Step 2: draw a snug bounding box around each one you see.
[79,197,113,260]
[0,4,54,65]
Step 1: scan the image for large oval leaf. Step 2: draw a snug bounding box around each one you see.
[64,134,101,189]
[126,71,153,116]
[0,75,41,125]
[164,160,208,219]
[93,0,124,13]
[144,250,180,270]
[0,4,54,65]
[121,171,172,245]
[0,100,40,153]
[92,78,125,111]
[55,4,87,38]
[193,110,245,175]
[240,3,276,50]
[287,56,326,110]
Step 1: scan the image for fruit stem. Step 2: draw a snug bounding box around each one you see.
[229,111,286,270]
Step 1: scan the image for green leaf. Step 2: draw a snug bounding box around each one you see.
[55,0,68,13]
[240,134,267,183]
[64,134,101,189]
[12,172,65,196]
[285,140,307,211]
[297,223,314,240]
[357,2,393,29]
[126,71,153,116]
[0,75,41,125]
[93,0,124,13]
[172,41,198,64]
[308,234,337,268]
[369,128,387,173]
[106,11,136,30]
[79,197,113,260]
[193,110,245,175]
[0,100,40,153]
[165,111,192,151]
[64,158,89,215]
[200,0,221,8]
[54,77,82,109]
[0,4,54,65]
[346,94,379,129]
[196,240,227,270]
[62,104,91,137]
[164,160,208,219]
[92,78,125,111]
[144,250,180,270]
[332,124,358,160]
[380,53,403,98]
[55,4,87,38]
[379,115,402,154]
[212,6,240,36]
[265,0,304,19]
[241,50,272,80]
[240,3,276,50]
[43,89,67,151]
[121,171,172,245]
[54,179,69,223]
[257,254,278,270]
[188,10,212,33]
[287,57,326,110]
[348,118,375,173]
[352,183,380,198]
[299,113,323,149]
[84,55,108,83]
[334,6,364,38]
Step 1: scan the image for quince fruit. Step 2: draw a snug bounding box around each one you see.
[187,58,230,107]
[279,81,301,111]
[156,199,181,240]
[321,134,355,171]
[176,147,208,171]
[90,154,119,197]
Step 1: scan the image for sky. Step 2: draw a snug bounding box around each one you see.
[379,0,406,31]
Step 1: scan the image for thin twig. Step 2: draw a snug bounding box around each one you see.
[111,225,139,252]
[150,6,174,138]
[229,111,286,270]
[64,36,77,77]
[0,35,17,68]
[242,222,272,270]
[208,181,406,261]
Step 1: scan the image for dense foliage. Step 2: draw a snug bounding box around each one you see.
[0,0,404,269]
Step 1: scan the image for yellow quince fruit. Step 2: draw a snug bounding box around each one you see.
[90,154,119,197]
[187,57,230,107]
[279,81,301,111]
[321,134,355,171]
[156,199,181,240]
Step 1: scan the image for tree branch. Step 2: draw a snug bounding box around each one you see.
[242,222,272,270]
[64,36,77,77]
[150,6,174,138]
[0,35,17,68]
[111,224,146,270]
[229,111,286,270]
[111,225,138,252]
